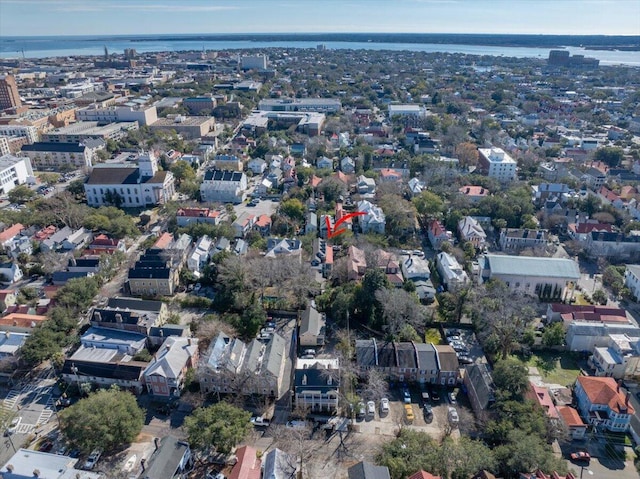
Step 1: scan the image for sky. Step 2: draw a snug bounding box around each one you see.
[0,0,639,37]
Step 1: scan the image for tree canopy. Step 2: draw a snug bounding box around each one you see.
[184,402,251,454]
[58,387,144,453]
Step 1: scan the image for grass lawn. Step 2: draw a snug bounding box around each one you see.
[515,350,582,387]
[573,294,591,306]
[425,328,443,345]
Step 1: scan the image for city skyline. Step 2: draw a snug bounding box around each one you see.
[1,0,639,37]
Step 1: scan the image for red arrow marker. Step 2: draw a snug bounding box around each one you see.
[326,212,366,239]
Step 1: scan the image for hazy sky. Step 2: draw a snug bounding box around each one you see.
[1,0,639,37]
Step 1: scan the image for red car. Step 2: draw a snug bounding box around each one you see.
[570,451,591,461]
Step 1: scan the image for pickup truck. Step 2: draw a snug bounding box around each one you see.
[250,416,271,427]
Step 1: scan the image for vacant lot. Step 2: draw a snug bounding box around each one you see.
[516,350,582,387]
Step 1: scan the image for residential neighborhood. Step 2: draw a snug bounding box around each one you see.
[0,21,639,479]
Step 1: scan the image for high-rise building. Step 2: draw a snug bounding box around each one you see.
[0,75,22,111]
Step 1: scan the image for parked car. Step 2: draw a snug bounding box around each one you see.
[380,398,390,414]
[448,392,457,405]
[457,355,473,365]
[286,420,307,429]
[570,451,590,462]
[448,407,459,426]
[366,401,375,417]
[39,440,54,452]
[250,416,271,427]
[423,403,433,418]
[83,449,102,470]
[302,349,316,356]
[447,335,461,342]
[402,388,411,404]
[431,390,440,402]
[404,404,414,424]
[5,416,21,435]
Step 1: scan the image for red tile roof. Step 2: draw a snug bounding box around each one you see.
[177,207,220,219]
[429,220,446,237]
[0,313,47,328]
[568,222,614,235]
[34,225,57,241]
[527,382,559,419]
[408,471,442,479]
[310,175,322,188]
[459,185,488,197]
[577,376,635,415]
[229,445,261,479]
[557,406,585,427]
[0,223,24,243]
[255,214,271,228]
[153,232,173,249]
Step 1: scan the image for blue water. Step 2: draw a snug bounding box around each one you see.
[1,35,639,66]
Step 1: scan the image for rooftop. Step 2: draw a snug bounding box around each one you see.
[485,254,580,279]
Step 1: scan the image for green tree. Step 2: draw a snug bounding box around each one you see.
[542,322,565,347]
[492,357,529,401]
[66,179,86,198]
[412,190,444,223]
[279,198,305,222]
[170,160,196,185]
[592,289,608,305]
[184,402,251,455]
[59,387,144,453]
[493,429,567,478]
[594,146,624,167]
[236,298,266,340]
[8,185,35,204]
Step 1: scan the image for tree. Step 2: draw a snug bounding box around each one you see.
[594,146,624,167]
[280,198,306,222]
[59,387,144,453]
[470,280,537,359]
[66,179,86,198]
[184,402,251,455]
[493,429,567,478]
[379,194,417,240]
[492,357,529,401]
[170,160,196,185]
[8,185,35,204]
[455,142,479,170]
[412,190,444,223]
[540,322,564,347]
[592,289,608,305]
[375,288,424,339]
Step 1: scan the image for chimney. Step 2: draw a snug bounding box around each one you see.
[6,465,13,473]
[4,332,9,338]
[154,437,160,451]
[188,338,192,346]
[33,470,41,478]
[115,313,123,323]
[140,458,146,472]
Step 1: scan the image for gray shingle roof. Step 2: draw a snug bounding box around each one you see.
[348,461,391,479]
[485,254,580,279]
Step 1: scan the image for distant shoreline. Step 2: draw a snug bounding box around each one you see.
[2,32,639,49]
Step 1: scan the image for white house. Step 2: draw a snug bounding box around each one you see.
[357,200,386,234]
[499,228,547,252]
[458,216,487,250]
[436,252,469,289]
[21,142,93,170]
[356,175,376,195]
[84,151,175,207]
[478,147,517,183]
[624,265,640,301]
[247,157,267,174]
[0,155,34,196]
[187,235,213,274]
[0,262,22,283]
[340,156,355,174]
[200,169,247,204]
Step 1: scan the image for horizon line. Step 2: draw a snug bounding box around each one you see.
[2,32,639,39]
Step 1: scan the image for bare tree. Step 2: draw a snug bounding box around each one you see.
[37,250,71,275]
[469,280,537,359]
[375,288,424,339]
[360,368,389,402]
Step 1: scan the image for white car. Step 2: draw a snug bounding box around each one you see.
[83,449,102,470]
[380,398,390,414]
[448,407,459,426]
[5,416,21,435]
[366,401,375,416]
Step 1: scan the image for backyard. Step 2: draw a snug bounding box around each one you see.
[515,350,583,387]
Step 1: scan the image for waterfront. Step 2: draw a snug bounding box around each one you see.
[1,35,639,65]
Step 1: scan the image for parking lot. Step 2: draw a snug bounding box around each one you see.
[233,198,279,220]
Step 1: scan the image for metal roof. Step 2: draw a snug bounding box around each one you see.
[485,254,580,279]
